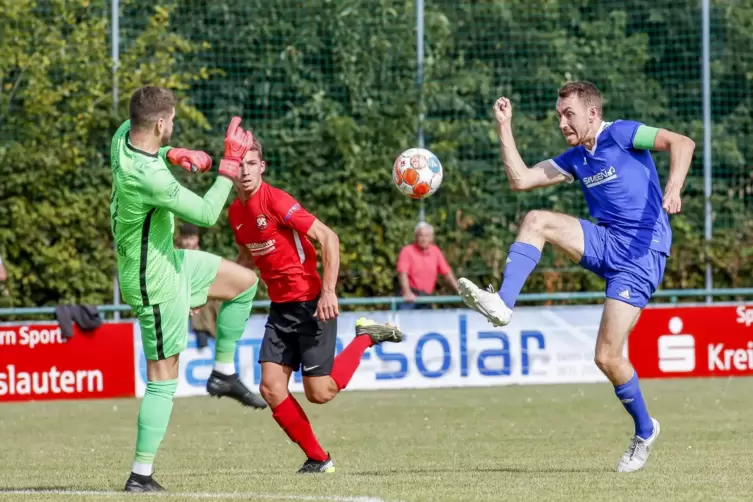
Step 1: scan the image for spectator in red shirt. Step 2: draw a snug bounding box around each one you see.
[396,222,458,309]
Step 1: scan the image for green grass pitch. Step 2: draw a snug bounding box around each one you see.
[0,378,750,501]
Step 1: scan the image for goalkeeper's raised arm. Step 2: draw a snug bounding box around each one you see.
[114,88,253,227]
[134,116,253,227]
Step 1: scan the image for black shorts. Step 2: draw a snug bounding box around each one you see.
[258,298,337,377]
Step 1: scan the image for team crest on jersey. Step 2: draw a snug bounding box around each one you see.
[256,215,268,230]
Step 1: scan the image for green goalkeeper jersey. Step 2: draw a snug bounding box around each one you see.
[109,120,232,307]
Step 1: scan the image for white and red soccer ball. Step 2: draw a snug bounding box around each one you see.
[392,147,443,200]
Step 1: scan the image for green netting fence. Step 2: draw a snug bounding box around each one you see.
[1,0,751,311]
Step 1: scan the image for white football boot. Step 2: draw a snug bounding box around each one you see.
[617,418,661,473]
[457,278,513,327]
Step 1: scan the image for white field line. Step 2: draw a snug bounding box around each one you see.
[0,489,390,502]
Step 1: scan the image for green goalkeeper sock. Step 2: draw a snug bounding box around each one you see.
[132,379,177,474]
[214,280,258,368]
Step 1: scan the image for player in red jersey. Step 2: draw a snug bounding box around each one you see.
[228,138,404,473]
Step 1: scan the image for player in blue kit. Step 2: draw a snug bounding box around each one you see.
[458,81,695,472]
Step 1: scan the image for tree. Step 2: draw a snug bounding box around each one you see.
[2,0,752,308]
[0,0,210,308]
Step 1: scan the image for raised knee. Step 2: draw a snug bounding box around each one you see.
[521,210,549,233]
[305,387,336,404]
[244,269,258,289]
[236,269,258,296]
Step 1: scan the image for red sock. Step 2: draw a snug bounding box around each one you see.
[272,394,328,462]
[330,334,373,391]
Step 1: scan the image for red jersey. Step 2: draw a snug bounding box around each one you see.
[229,182,321,303]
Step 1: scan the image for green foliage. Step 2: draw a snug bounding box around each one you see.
[1,0,752,308]
[0,0,208,308]
[167,0,423,298]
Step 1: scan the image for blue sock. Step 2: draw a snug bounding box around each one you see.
[614,372,654,439]
[498,242,541,308]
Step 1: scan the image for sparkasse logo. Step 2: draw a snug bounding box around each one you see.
[657,316,695,373]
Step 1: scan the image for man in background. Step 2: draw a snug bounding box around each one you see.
[175,223,217,348]
[175,223,200,250]
[396,222,458,309]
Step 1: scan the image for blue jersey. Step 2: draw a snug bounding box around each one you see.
[549,120,671,255]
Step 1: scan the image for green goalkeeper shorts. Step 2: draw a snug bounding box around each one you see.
[135,249,222,361]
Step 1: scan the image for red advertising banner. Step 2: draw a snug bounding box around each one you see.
[629,304,753,379]
[0,323,135,402]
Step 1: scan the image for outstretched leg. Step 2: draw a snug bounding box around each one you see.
[458,210,585,326]
[302,318,404,404]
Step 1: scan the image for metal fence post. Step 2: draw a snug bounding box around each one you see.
[112,0,121,321]
[416,0,426,223]
[702,0,712,304]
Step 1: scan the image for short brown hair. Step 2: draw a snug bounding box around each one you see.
[558,81,602,116]
[249,135,263,160]
[129,86,176,131]
[179,223,199,237]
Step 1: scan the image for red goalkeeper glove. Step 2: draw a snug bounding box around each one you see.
[166,148,213,173]
[218,116,254,180]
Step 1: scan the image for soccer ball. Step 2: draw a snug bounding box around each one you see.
[392,147,443,199]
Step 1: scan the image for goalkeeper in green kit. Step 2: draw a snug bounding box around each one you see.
[111,86,266,492]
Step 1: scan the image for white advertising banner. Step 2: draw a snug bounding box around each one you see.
[134,306,607,398]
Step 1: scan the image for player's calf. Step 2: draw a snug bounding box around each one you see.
[597,349,656,449]
[303,376,338,404]
[261,363,330,468]
[207,259,258,367]
[460,211,584,326]
[125,358,179,493]
[204,259,265,407]
[504,210,585,305]
[597,298,658,471]
[328,318,404,392]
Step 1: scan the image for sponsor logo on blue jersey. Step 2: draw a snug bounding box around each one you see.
[582,166,617,189]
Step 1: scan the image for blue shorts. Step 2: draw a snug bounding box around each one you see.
[579,219,667,309]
